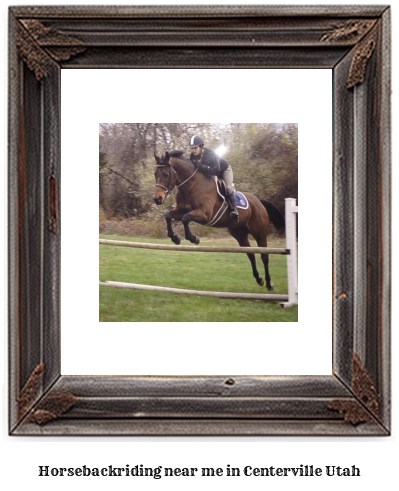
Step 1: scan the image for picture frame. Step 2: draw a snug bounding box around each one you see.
[9,5,391,436]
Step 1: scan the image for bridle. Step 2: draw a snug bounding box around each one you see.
[154,164,176,198]
[155,163,198,197]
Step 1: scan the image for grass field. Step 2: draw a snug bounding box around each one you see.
[99,235,298,322]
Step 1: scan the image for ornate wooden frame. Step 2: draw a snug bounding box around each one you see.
[8,5,391,436]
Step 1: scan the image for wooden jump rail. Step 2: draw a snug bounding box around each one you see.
[99,239,289,255]
[99,198,298,307]
[99,281,289,302]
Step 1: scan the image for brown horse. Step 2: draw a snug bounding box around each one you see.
[153,151,285,290]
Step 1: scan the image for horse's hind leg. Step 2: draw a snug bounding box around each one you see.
[253,232,274,291]
[228,227,264,287]
[262,253,273,291]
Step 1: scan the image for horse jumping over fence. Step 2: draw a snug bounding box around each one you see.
[153,151,285,291]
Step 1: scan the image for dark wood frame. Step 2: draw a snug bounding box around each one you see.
[9,5,391,436]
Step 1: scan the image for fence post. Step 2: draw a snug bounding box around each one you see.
[281,198,298,308]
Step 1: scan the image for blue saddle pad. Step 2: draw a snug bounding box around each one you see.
[235,191,249,209]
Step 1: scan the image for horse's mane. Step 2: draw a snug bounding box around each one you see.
[169,150,185,159]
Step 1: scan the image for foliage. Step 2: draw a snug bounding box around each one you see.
[99,123,298,220]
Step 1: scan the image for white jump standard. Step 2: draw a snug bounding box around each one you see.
[281,198,298,308]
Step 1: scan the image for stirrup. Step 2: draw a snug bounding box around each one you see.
[230,209,239,222]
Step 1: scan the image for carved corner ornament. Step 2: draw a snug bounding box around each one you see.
[27,392,77,425]
[320,19,376,44]
[346,28,378,88]
[328,354,380,425]
[18,363,45,419]
[320,20,378,89]
[18,363,76,425]
[17,19,85,81]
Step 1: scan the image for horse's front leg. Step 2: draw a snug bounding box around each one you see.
[182,208,209,245]
[165,209,185,245]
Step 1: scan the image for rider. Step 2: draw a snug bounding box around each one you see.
[189,135,239,222]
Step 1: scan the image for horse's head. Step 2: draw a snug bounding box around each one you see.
[153,152,176,205]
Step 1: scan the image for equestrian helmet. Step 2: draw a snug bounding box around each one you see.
[189,135,204,148]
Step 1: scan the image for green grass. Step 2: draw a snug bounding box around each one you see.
[99,235,298,322]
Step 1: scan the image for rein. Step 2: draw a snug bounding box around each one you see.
[176,167,198,188]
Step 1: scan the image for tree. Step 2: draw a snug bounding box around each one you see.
[99,123,298,219]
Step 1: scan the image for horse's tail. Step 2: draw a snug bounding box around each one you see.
[260,199,285,236]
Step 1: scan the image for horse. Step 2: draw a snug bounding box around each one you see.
[153,151,285,291]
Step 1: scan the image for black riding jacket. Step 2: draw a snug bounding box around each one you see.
[190,147,229,177]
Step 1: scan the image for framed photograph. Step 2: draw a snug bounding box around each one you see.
[97,119,301,322]
[9,5,390,435]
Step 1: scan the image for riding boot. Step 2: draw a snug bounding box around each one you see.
[227,191,240,222]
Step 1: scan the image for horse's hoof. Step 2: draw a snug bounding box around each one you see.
[258,278,265,287]
[172,236,181,245]
[267,283,275,291]
[193,236,200,245]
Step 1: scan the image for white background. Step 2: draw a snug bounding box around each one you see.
[1,1,398,491]
[61,68,332,376]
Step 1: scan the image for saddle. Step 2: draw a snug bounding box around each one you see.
[215,178,249,210]
[207,178,249,227]
[216,177,228,198]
